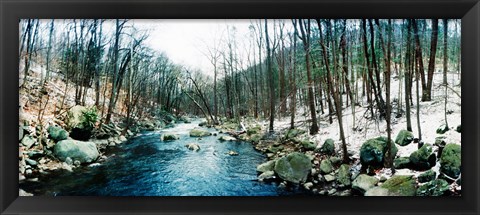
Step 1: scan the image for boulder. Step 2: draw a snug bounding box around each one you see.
[395,130,414,146]
[54,139,99,163]
[47,126,69,142]
[218,135,237,142]
[285,128,304,140]
[337,164,352,186]
[364,187,390,196]
[416,179,449,196]
[352,174,379,194]
[161,133,179,141]
[274,152,312,183]
[409,144,436,170]
[440,144,461,178]
[66,105,96,141]
[360,136,398,168]
[418,169,436,183]
[301,140,316,151]
[380,175,416,196]
[190,129,211,137]
[256,160,276,173]
[316,138,335,155]
[257,171,276,181]
[21,135,36,149]
[320,159,334,174]
[393,157,411,169]
[324,174,336,182]
[436,124,449,134]
[185,143,200,152]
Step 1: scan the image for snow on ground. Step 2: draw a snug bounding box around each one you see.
[257,70,461,179]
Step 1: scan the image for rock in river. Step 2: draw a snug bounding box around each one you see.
[218,135,237,142]
[185,143,200,152]
[54,139,99,164]
[189,129,211,137]
[161,133,179,141]
[256,160,276,173]
[274,152,312,184]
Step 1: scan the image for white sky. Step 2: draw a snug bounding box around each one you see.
[132,19,257,74]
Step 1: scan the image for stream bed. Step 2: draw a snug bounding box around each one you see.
[20,121,308,196]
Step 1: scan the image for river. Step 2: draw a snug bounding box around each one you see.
[20,120,308,196]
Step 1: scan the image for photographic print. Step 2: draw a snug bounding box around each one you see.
[18,19,461,197]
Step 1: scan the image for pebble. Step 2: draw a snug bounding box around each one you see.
[25,169,33,175]
[328,188,337,195]
[303,182,314,190]
[325,174,336,182]
[313,160,320,165]
[25,158,37,166]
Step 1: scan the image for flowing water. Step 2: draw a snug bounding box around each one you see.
[20,121,308,196]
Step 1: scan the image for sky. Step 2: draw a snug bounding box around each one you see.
[133,19,258,74]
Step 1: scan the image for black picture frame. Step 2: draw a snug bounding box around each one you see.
[1,0,479,214]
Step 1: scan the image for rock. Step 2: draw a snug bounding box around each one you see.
[416,179,449,196]
[337,164,351,186]
[161,133,179,141]
[185,143,201,151]
[418,169,436,183]
[27,150,44,159]
[73,160,81,166]
[25,169,33,175]
[380,175,416,196]
[301,140,316,151]
[395,130,414,146]
[25,158,37,166]
[440,144,461,178]
[250,134,263,143]
[256,160,276,173]
[119,135,127,142]
[352,174,379,194]
[267,145,284,154]
[227,150,239,156]
[66,106,96,141]
[19,126,24,141]
[303,182,314,190]
[359,136,398,168]
[19,189,33,196]
[316,138,335,155]
[329,156,342,166]
[274,152,312,184]
[456,124,461,133]
[324,174,336,182]
[21,135,36,149]
[364,187,390,196]
[54,139,99,163]
[393,157,411,169]
[47,126,69,142]
[436,124,449,134]
[285,128,303,140]
[199,121,208,127]
[409,144,436,170]
[247,126,262,136]
[258,171,276,181]
[65,157,73,165]
[218,135,237,142]
[328,188,337,195]
[189,129,211,137]
[320,159,334,174]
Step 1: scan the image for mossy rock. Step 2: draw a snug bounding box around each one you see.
[409,144,436,170]
[395,130,414,146]
[285,128,304,140]
[360,136,398,168]
[267,145,284,154]
[436,124,449,134]
[256,160,276,173]
[393,157,411,169]
[301,140,316,151]
[189,129,211,137]
[316,138,335,155]
[274,152,312,183]
[352,174,379,194]
[418,169,436,183]
[250,134,263,143]
[247,126,262,136]
[320,159,334,174]
[440,144,461,178]
[380,175,417,196]
[47,126,69,142]
[416,179,449,196]
[337,164,351,186]
[161,133,179,141]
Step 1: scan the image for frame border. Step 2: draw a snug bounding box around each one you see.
[1,0,479,214]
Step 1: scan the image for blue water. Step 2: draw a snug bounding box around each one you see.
[21,121,307,196]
